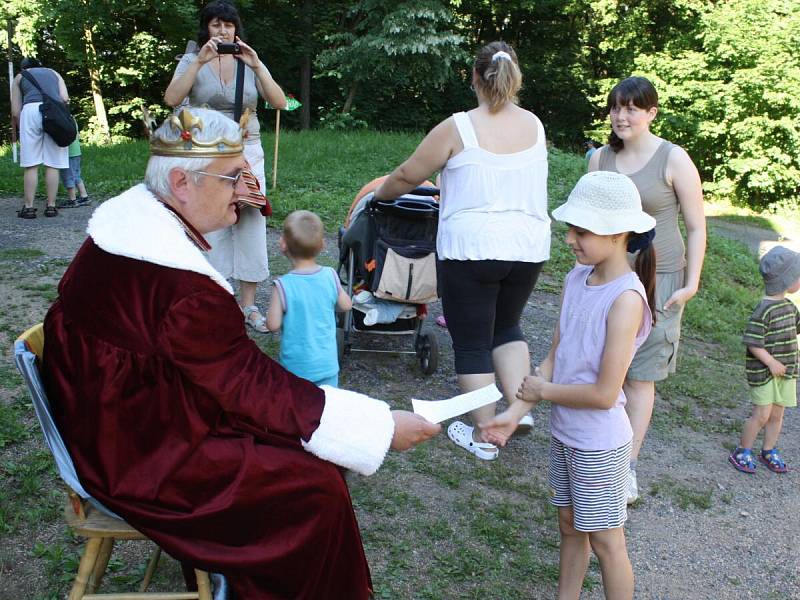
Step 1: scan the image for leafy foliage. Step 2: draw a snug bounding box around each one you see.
[315,0,465,123]
[587,0,800,209]
[1,0,798,208]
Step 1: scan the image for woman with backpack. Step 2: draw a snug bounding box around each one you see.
[11,57,71,219]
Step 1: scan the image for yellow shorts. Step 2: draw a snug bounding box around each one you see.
[750,376,797,407]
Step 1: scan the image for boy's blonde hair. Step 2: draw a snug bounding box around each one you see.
[283,210,324,259]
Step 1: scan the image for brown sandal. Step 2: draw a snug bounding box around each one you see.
[17,206,37,219]
[44,206,58,217]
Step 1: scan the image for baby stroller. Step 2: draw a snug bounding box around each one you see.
[337,177,440,375]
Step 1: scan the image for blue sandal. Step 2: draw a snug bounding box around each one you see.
[759,448,788,473]
[728,447,756,473]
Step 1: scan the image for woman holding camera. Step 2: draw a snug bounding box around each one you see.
[165,0,286,333]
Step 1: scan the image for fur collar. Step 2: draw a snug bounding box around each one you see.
[87,184,233,294]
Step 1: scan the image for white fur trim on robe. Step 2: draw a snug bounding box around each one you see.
[86,184,233,294]
[303,386,395,476]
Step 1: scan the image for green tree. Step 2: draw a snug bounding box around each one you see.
[47,0,197,141]
[627,0,800,208]
[315,0,464,122]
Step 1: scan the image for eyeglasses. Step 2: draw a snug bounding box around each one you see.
[189,169,243,187]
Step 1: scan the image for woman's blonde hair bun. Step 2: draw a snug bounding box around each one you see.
[473,41,522,112]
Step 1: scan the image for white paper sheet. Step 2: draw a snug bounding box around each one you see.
[411,384,502,423]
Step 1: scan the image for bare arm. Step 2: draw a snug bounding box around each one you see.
[665,146,706,310]
[10,75,22,125]
[520,290,644,410]
[587,145,603,172]
[56,73,69,102]
[373,118,458,200]
[164,38,224,107]
[236,37,286,109]
[748,345,787,377]
[165,57,202,107]
[336,286,352,312]
[266,284,284,332]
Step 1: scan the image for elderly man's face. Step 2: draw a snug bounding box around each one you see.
[184,155,249,234]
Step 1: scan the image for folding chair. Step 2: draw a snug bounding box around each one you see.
[14,323,213,600]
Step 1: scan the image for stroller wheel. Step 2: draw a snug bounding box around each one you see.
[416,331,439,376]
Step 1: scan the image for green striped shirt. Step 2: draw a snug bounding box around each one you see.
[743,298,800,386]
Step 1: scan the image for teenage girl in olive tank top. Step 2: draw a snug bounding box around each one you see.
[588,76,706,503]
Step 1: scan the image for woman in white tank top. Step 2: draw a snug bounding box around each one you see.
[375,41,550,461]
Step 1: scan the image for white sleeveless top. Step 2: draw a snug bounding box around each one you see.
[437,111,551,262]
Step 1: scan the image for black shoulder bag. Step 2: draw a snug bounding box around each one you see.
[20,69,77,147]
[233,57,245,123]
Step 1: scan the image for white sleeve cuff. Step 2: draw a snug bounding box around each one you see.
[301,386,395,476]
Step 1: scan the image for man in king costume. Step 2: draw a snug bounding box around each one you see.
[42,107,440,599]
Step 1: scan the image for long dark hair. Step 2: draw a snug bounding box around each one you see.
[197,1,245,47]
[606,76,658,153]
[629,234,657,324]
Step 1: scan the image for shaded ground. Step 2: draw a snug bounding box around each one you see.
[1,199,798,599]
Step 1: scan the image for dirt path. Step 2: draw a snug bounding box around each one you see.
[1,201,798,599]
[707,215,795,255]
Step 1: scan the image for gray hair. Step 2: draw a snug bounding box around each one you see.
[144,107,243,198]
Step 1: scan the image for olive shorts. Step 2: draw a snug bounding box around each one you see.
[627,270,684,382]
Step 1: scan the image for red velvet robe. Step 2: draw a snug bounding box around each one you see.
[43,238,373,599]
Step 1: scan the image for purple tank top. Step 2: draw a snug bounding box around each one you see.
[550,264,652,450]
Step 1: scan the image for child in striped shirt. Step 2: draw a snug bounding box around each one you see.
[730,245,800,474]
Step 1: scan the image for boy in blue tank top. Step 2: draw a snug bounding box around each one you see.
[267,210,352,386]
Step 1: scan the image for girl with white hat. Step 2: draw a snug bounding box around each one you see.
[482,171,656,600]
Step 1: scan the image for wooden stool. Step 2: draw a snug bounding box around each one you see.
[64,490,212,600]
[15,324,214,600]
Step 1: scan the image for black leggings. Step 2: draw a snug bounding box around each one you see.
[439,259,544,374]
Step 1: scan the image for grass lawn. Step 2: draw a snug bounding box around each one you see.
[0,130,767,598]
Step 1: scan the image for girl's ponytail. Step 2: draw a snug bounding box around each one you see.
[628,230,657,324]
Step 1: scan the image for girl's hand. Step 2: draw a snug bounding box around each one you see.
[663,286,697,311]
[197,37,223,64]
[478,410,518,447]
[235,37,261,69]
[516,375,546,404]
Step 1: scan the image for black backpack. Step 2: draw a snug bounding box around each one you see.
[20,69,77,147]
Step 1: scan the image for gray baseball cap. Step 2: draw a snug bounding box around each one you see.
[760,245,800,295]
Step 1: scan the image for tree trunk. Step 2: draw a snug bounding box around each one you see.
[83,25,110,143]
[300,0,312,130]
[342,81,359,114]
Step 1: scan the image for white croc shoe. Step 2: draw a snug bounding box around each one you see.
[447,421,498,461]
[627,469,639,504]
[514,412,534,435]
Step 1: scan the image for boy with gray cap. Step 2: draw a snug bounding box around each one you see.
[729,245,800,473]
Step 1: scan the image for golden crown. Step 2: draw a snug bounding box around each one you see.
[145,107,248,158]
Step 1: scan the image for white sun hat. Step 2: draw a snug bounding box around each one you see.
[552,171,656,235]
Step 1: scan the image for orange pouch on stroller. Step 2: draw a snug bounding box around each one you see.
[373,239,438,304]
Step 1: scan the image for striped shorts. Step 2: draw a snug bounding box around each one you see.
[548,436,631,532]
